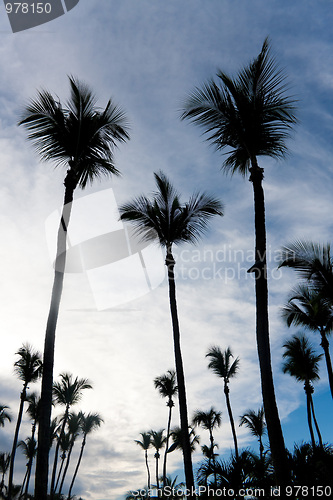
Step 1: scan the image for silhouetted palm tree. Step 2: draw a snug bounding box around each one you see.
[58,412,82,496]
[0,405,12,428]
[282,334,323,448]
[282,283,333,399]
[149,429,166,490]
[192,407,221,484]
[67,412,103,499]
[0,452,10,495]
[17,436,37,499]
[135,432,152,490]
[181,38,297,485]
[120,171,223,493]
[206,346,240,458]
[239,407,266,460]
[8,344,42,499]
[51,372,92,496]
[168,426,200,454]
[19,76,129,498]
[154,369,178,487]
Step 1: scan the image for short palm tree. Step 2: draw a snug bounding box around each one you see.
[135,432,152,490]
[282,333,323,448]
[0,452,10,495]
[154,369,178,487]
[67,411,103,499]
[17,436,37,499]
[119,171,223,492]
[206,346,240,458]
[51,372,92,496]
[181,38,297,485]
[149,429,166,490]
[7,344,42,499]
[239,407,266,460]
[282,283,333,399]
[19,76,129,498]
[0,405,12,428]
[168,426,200,454]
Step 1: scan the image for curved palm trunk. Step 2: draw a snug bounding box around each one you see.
[51,406,69,496]
[162,402,173,488]
[224,383,239,459]
[319,329,333,399]
[166,249,195,495]
[249,163,289,486]
[309,393,323,448]
[35,171,76,499]
[54,451,66,493]
[67,434,86,500]
[58,440,75,496]
[145,449,151,491]
[8,384,27,499]
[304,384,316,449]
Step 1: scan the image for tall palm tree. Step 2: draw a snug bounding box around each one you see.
[51,373,92,496]
[119,171,223,492]
[282,283,333,399]
[0,405,12,428]
[134,432,152,490]
[149,429,166,490]
[7,344,42,499]
[67,412,103,499]
[17,436,37,499]
[206,346,240,458]
[154,369,178,487]
[282,333,323,448]
[181,38,297,486]
[19,76,129,498]
[58,411,82,496]
[192,407,222,484]
[239,407,266,460]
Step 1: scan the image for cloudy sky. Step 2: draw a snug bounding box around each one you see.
[0,0,333,499]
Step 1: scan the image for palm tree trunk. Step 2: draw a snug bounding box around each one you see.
[155,452,159,490]
[209,430,217,487]
[309,393,323,448]
[8,385,27,499]
[249,162,289,486]
[145,449,151,491]
[51,406,69,496]
[23,456,34,500]
[319,329,333,399]
[166,248,195,495]
[67,436,86,500]
[162,403,173,488]
[54,452,66,493]
[224,384,239,459]
[35,171,76,499]
[305,385,316,449]
[58,441,75,496]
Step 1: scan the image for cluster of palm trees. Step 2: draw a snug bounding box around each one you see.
[0,345,102,499]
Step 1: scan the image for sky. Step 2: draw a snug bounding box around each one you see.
[0,0,333,499]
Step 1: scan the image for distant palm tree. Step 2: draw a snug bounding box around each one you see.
[282,283,333,399]
[192,407,222,484]
[120,171,223,493]
[0,405,12,428]
[239,407,266,460]
[135,432,152,490]
[154,369,178,487]
[149,429,166,490]
[206,346,240,458]
[51,373,92,496]
[0,452,10,495]
[58,412,82,496]
[282,333,323,448]
[168,426,200,454]
[17,436,37,499]
[67,412,103,499]
[7,344,42,499]
[181,38,297,486]
[19,76,129,498]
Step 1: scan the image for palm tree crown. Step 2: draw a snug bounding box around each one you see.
[206,346,239,384]
[282,334,322,384]
[0,405,12,427]
[14,344,43,385]
[53,373,92,407]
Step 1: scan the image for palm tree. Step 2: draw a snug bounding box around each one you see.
[7,344,42,499]
[0,452,10,495]
[192,407,222,484]
[26,393,40,441]
[239,407,266,460]
[282,333,323,448]
[0,405,12,428]
[58,412,82,496]
[282,283,333,399]
[154,369,178,487]
[206,346,240,458]
[181,38,297,485]
[17,437,37,499]
[51,373,92,496]
[19,76,129,498]
[149,429,166,490]
[119,171,223,492]
[134,432,152,490]
[168,426,200,456]
[67,412,103,499]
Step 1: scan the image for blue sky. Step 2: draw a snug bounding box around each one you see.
[0,1,333,499]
